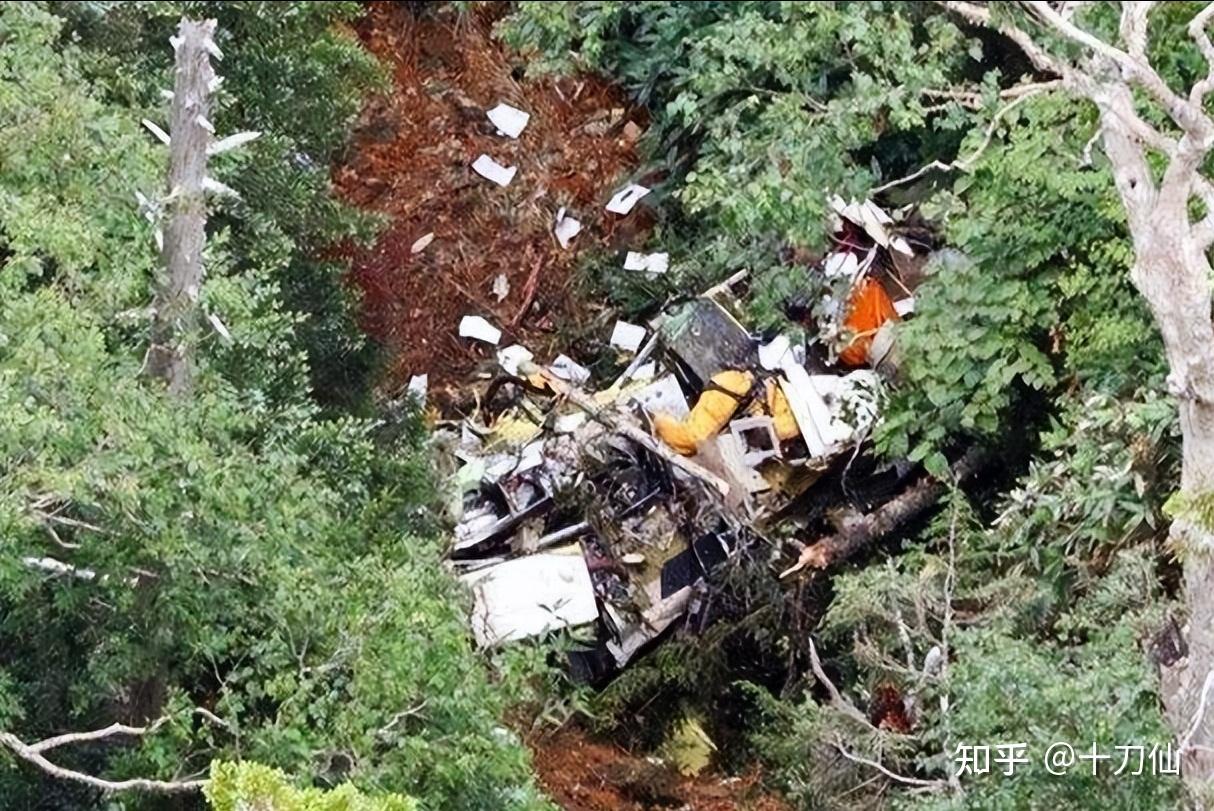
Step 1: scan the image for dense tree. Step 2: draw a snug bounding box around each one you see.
[0,5,550,808]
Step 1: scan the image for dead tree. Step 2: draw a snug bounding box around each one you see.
[935,1,1214,799]
[145,18,218,395]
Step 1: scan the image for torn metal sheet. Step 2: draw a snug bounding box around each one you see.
[610,320,647,353]
[758,334,793,371]
[459,315,502,345]
[606,183,650,215]
[629,374,690,419]
[623,251,669,274]
[893,296,915,316]
[486,102,529,138]
[662,298,757,384]
[462,545,598,647]
[830,196,913,256]
[472,154,517,187]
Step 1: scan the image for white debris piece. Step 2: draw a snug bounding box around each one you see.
[411,232,435,254]
[461,545,598,647]
[759,334,793,371]
[609,320,647,353]
[630,374,690,418]
[459,315,502,345]
[822,251,859,280]
[829,195,913,256]
[207,313,232,342]
[497,344,534,376]
[606,183,650,215]
[778,358,834,457]
[631,361,657,382]
[553,412,587,434]
[492,273,510,302]
[623,251,669,274]
[472,154,517,187]
[407,373,428,400]
[554,207,583,249]
[550,354,591,384]
[893,296,915,316]
[486,102,530,138]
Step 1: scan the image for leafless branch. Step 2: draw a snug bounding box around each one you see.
[0,718,205,794]
[1189,3,1214,105]
[832,737,948,789]
[872,89,1052,193]
[1119,2,1154,60]
[921,79,1063,109]
[808,638,879,730]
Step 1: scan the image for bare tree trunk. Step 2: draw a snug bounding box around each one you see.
[146,18,217,396]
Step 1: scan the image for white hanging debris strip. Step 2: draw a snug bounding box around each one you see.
[554,207,583,249]
[459,315,502,345]
[606,183,650,215]
[623,251,669,274]
[472,154,517,187]
[207,313,232,342]
[407,373,428,400]
[497,344,534,376]
[411,232,435,254]
[550,354,591,384]
[609,320,647,353]
[486,103,530,138]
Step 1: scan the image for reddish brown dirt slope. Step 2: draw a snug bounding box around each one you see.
[529,727,792,811]
[335,2,646,396]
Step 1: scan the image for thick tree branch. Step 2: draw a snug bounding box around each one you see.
[1118,1,1154,61]
[1189,3,1214,105]
[938,1,1070,76]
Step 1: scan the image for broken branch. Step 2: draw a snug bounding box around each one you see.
[781,447,983,577]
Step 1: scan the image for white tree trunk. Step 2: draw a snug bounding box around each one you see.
[147,18,216,396]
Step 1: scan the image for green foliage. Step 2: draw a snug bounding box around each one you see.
[877,249,1055,460]
[206,761,417,811]
[0,5,552,810]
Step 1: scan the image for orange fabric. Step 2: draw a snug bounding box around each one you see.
[839,278,899,366]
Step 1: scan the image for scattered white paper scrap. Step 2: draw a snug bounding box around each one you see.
[758,334,793,371]
[411,232,435,254]
[550,354,591,384]
[623,251,669,274]
[486,102,530,138]
[459,315,502,345]
[407,373,428,400]
[472,154,517,187]
[497,344,534,376]
[492,273,510,302]
[609,320,646,353]
[893,296,915,317]
[606,183,650,215]
[554,207,583,249]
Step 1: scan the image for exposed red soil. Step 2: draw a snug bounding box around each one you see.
[334,1,648,397]
[529,726,792,811]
